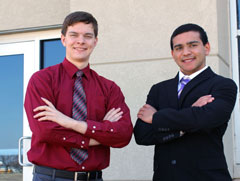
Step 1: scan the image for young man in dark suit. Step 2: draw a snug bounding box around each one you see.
[134,23,237,181]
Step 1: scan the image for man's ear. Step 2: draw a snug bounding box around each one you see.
[61,34,66,47]
[204,42,210,56]
[94,37,98,47]
[171,50,174,57]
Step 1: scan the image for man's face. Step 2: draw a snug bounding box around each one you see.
[61,22,98,66]
[171,31,210,75]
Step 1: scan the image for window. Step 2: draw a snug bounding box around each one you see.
[237,0,240,29]
[236,0,240,85]
[0,55,23,173]
[40,39,65,69]
[0,38,66,179]
[0,41,35,178]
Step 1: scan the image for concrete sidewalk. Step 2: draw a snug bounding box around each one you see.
[0,173,22,181]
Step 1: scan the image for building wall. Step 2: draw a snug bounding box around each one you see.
[0,0,236,180]
[0,0,69,31]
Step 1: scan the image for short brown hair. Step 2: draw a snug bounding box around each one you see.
[61,11,98,37]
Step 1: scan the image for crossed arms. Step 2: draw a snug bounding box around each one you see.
[25,73,132,150]
[136,95,214,139]
[134,79,237,145]
[137,95,214,124]
[34,97,123,146]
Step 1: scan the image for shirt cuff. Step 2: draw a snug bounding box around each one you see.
[85,119,115,137]
[54,133,90,149]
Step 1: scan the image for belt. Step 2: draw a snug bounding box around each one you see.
[34,165,102,181]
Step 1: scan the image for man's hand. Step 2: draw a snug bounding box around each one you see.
[34,97,88,134]
[103,108,123,122]
[137,104,157,124]
[192,95,214,107]
[34,97,100,146]
[33,97,73,128]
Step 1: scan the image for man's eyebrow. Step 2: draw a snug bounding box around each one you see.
[173,41,200,49]
[187,40,200,45]
[68,31,94,36]
[173,44,183,49]
[84,32,94,36]
[68,31,78,34]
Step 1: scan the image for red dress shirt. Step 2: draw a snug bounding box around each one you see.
[24,58,133,171]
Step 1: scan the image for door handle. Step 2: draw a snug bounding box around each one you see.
[18,136,32,166]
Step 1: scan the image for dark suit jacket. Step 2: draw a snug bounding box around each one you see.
[134,67,237,181]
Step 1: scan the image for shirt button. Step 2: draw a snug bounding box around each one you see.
[82,166,85,170]
[171,160,176,165]
[110,129,114,132]
[63,137,66,141]
[82,141,85,144]
[93,126,96,129]
[92,130,95,133]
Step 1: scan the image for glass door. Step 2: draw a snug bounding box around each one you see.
[0,41,35,181]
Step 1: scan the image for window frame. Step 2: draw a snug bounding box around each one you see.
[230,0,240,177]
[0,40,36,181]
[0,31,62,181]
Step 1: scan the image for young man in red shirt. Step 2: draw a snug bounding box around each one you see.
[25,11,133,181]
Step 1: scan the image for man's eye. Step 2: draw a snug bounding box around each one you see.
[175,47,182,51]
[189,43,198,48]
[84,35,93,39]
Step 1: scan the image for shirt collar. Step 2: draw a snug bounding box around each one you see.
[178,65,208,82]
[62,58,90,80]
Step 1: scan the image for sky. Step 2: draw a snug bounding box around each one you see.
[0,149,18,156]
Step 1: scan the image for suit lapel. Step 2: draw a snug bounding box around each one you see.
[178,67,215,106]
[166,74,179,109]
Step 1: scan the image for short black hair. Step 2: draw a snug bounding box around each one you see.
[170,23,208,50]
[61,11,98,37]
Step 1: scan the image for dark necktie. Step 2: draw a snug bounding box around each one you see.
[70,70,88,164]
[178,76,190,98]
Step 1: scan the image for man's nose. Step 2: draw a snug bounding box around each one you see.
[77,35,85,44]
[183,47,191,55]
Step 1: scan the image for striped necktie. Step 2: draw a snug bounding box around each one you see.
[70,70,88,164]
[178,76,190,98]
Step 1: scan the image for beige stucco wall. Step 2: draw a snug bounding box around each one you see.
[217,0,232,67]
[70,0,219,64]
[0,0,69,31]
[0,0,236,180]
